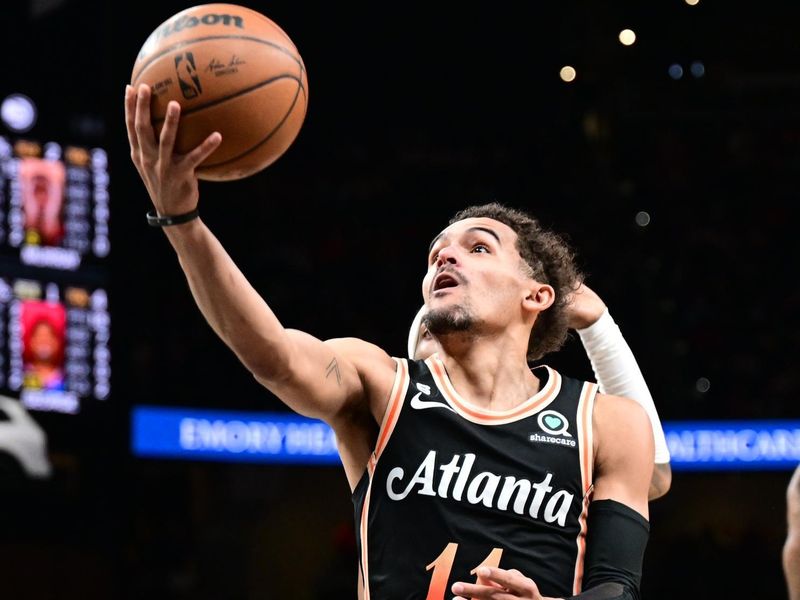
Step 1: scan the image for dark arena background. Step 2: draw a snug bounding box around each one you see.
[1,1,798,598]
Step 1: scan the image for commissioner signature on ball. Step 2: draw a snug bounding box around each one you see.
[205,55,246,74]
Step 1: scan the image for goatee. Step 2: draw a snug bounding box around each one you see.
[423,307,474,335]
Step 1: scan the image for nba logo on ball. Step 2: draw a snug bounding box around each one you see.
[174,52,203,99]
[130,3,309,181]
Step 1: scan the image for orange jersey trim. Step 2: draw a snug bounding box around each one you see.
[572,382,598,594]
[360,483,372,600]
[369,358,410,475]
[425,354,562,425]
[361,358,410,599]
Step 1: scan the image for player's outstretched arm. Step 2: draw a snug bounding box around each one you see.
[568,282,671,500]
[124,84,394,423]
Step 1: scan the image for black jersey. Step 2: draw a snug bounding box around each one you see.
[352,355,598,600]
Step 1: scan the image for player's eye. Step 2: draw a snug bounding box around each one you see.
[472,244,489,254]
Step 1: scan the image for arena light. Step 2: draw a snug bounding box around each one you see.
[635,211,651,227]
[559,66,577,83]
[685,0,700,5]
[696,377,711,393]
[668,64,684,80]
[1,94,37,133]
[618,29,636,46]
[690,61,706,78]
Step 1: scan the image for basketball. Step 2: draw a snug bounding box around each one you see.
[130,3,308,181]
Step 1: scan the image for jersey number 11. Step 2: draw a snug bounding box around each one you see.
[426,543,503,600]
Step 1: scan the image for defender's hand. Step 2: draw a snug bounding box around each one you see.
[565,282,607,330]
[124,84,221,217]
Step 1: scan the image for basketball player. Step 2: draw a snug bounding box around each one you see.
[786,463,800,600]
[20,158,66,247]
[125,83,653,599]
[407,282,672,501]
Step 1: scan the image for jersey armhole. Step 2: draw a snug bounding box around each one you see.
[573,380,600,594]
[577,381,599,494]
[368,357,410,475]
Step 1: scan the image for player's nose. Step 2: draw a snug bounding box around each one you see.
[436,245,459,267]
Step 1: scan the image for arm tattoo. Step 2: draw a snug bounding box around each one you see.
[325,358,342,386]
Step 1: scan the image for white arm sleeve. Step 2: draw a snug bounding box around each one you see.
[577,309,671,464]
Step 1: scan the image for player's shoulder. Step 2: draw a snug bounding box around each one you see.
[594,392,650,424]
[325,336,386,354]
[594,391,648,417]
[324,337,398,374]
[593,392,652,445]
[324,337,406,428]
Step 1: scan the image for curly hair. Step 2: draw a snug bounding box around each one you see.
[448,202,582,361]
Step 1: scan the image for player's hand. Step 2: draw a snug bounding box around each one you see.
[565,282,607,330]
[451,566,559,600]
[124,83,221,217]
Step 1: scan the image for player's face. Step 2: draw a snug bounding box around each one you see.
[29,321,61,362]
[423,217,533,330]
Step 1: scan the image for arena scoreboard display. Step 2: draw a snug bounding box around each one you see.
[0,134,110,414]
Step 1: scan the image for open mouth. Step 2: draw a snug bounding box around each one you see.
[433,273,459,292]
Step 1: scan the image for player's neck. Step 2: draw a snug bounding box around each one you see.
[436,336,540,411]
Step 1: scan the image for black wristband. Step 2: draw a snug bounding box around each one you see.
[146,208,200,227]
[579,499,649,599]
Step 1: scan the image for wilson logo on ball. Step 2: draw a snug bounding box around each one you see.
[131,3,308,181]
[138,13,245,60]
[174,52,203,99]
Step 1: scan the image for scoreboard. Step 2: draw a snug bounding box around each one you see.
[0,134,111,414]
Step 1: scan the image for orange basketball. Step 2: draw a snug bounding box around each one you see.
[130,3,308,181]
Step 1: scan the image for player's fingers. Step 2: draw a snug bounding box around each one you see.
[474,567,540,596]
[134,84,158,155]
[124,85,139,154]
[185,131,222,168]
[451,582,517,599]
[158,101,181,163]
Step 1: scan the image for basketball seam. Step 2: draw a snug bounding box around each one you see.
[131,34,304,85]
[151,74,306,124]
[198,81,306,171]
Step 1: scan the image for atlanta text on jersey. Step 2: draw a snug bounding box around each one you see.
[384,450,574,527]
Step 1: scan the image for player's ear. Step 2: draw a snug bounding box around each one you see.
[522,282,555,314]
